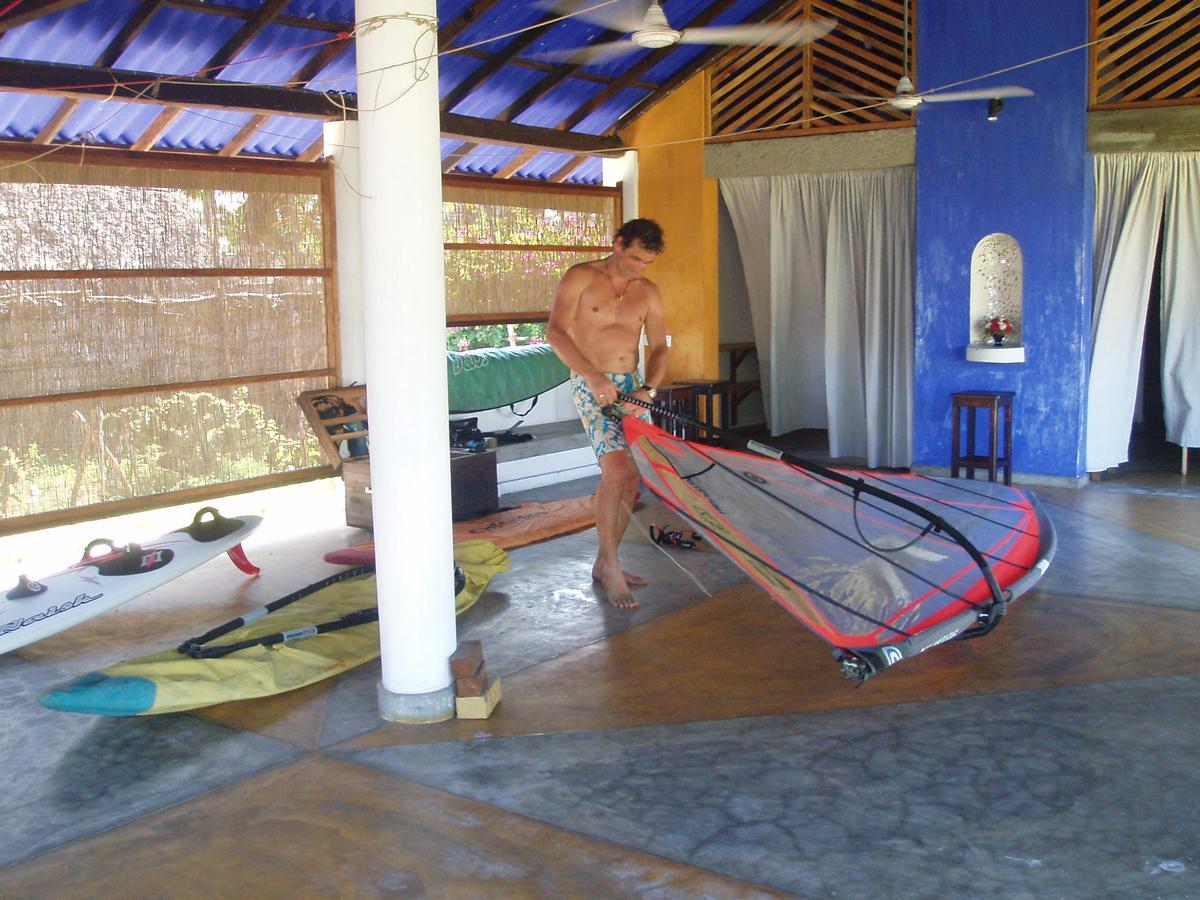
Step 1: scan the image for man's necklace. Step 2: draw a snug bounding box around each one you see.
[605,260,627,301]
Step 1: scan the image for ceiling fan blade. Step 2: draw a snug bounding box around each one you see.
[921,86,1035,103]
[677,18,835,47]
[534,0,649,34]
[532,40,645,64]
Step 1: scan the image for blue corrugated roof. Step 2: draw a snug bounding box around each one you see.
[0,0,816,183]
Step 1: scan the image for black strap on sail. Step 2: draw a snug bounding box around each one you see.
[616,393,1009,614]
[177,565,376,659]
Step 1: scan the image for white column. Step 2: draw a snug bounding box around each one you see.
[355,0,457,722]
[323,120,366,384]
[602,150,639,219]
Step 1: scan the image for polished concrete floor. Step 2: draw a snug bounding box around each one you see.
[2,448,1199,898]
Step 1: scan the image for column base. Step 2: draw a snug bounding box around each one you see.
[377,681,456,724]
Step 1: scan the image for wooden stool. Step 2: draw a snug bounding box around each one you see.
[676,379,732,444]
[951,390,1014,485]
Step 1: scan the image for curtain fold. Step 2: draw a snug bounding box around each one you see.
[720,167,914,467]
[1160,154,1200,449]
[1087,152,1200,471]
[718,179,775,423]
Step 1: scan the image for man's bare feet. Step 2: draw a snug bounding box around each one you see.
[592,567,646,587]
[592,564,641,608]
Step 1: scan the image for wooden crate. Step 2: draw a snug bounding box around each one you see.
[337,451,499,528]
[342,458,373,529]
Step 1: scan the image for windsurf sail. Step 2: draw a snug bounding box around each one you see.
[618,397,1056,682]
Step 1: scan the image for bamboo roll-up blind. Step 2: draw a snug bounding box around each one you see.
[442,178,621,323]
[0,152,336,532]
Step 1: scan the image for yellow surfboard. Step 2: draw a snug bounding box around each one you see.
[40,541,508,716]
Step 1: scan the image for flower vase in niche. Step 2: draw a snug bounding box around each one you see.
[988,316,1014,346]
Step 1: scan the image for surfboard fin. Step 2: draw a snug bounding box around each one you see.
[226,543,261,576]
[6,575,47,600]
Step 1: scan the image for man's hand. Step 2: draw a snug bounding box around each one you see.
[630,386,657,406]
[586,374,618,407]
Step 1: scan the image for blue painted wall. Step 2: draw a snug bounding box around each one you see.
[914,0,1092,479]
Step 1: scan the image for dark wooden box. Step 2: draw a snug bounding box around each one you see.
[340,452,498,528]
[450,449,499,521]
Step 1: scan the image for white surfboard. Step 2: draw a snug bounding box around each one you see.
[1,507,261,655]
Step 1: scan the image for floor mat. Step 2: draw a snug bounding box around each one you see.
[324,495,596,565]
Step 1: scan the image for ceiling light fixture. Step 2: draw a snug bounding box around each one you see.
[987,98,1005,121]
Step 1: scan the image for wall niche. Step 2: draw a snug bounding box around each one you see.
[967,233,1025,363]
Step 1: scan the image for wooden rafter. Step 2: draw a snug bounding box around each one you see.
[219,113,270,157]
[289,38,352,89]
[131,107,179,152]
[129,0,290,152]
[0,0,87,32]
[97,0,168,68]
[437,0,508,52]
[34,0,168,147]
[0,58,625,154]
[165,0,344,34]
[443,141,476,173]
[440,9,580,114]
[33,98,78,143]
[202,0,291,80]
[495,148,538,179]
[450,45,658,91]
[297,137,324,162]
[548,155,588,183]
[440,111,623,154]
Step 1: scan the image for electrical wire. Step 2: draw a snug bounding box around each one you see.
[1,3,1193,172]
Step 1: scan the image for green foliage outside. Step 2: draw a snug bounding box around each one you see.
[446,323,548,352]
[0,389,322,521]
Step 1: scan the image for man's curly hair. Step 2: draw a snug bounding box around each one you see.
[615,218,664,254]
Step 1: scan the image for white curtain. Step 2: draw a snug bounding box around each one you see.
[1161,155,1200,450]
[720,167,914,467]
[1087,153,1200,471]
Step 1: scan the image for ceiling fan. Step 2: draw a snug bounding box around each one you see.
[534,1,836,66]
[828,0,1033,111]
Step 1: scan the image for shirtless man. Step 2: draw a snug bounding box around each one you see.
[547,219,668,608]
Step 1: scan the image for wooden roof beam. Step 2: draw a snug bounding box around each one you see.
[0,0,87,33]
[440,9,576,114]
[33,98,78,143]
[96,0,168,68]
[0,59,625,155]
[438,0,508,52]
[201,0,291,80]
[219,113,270,157]
[494,148,539,179]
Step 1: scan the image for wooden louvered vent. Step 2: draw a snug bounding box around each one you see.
[710,0,914,140]
[1092,0,1200,108]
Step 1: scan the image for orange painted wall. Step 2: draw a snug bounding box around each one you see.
[621,74,719,381]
